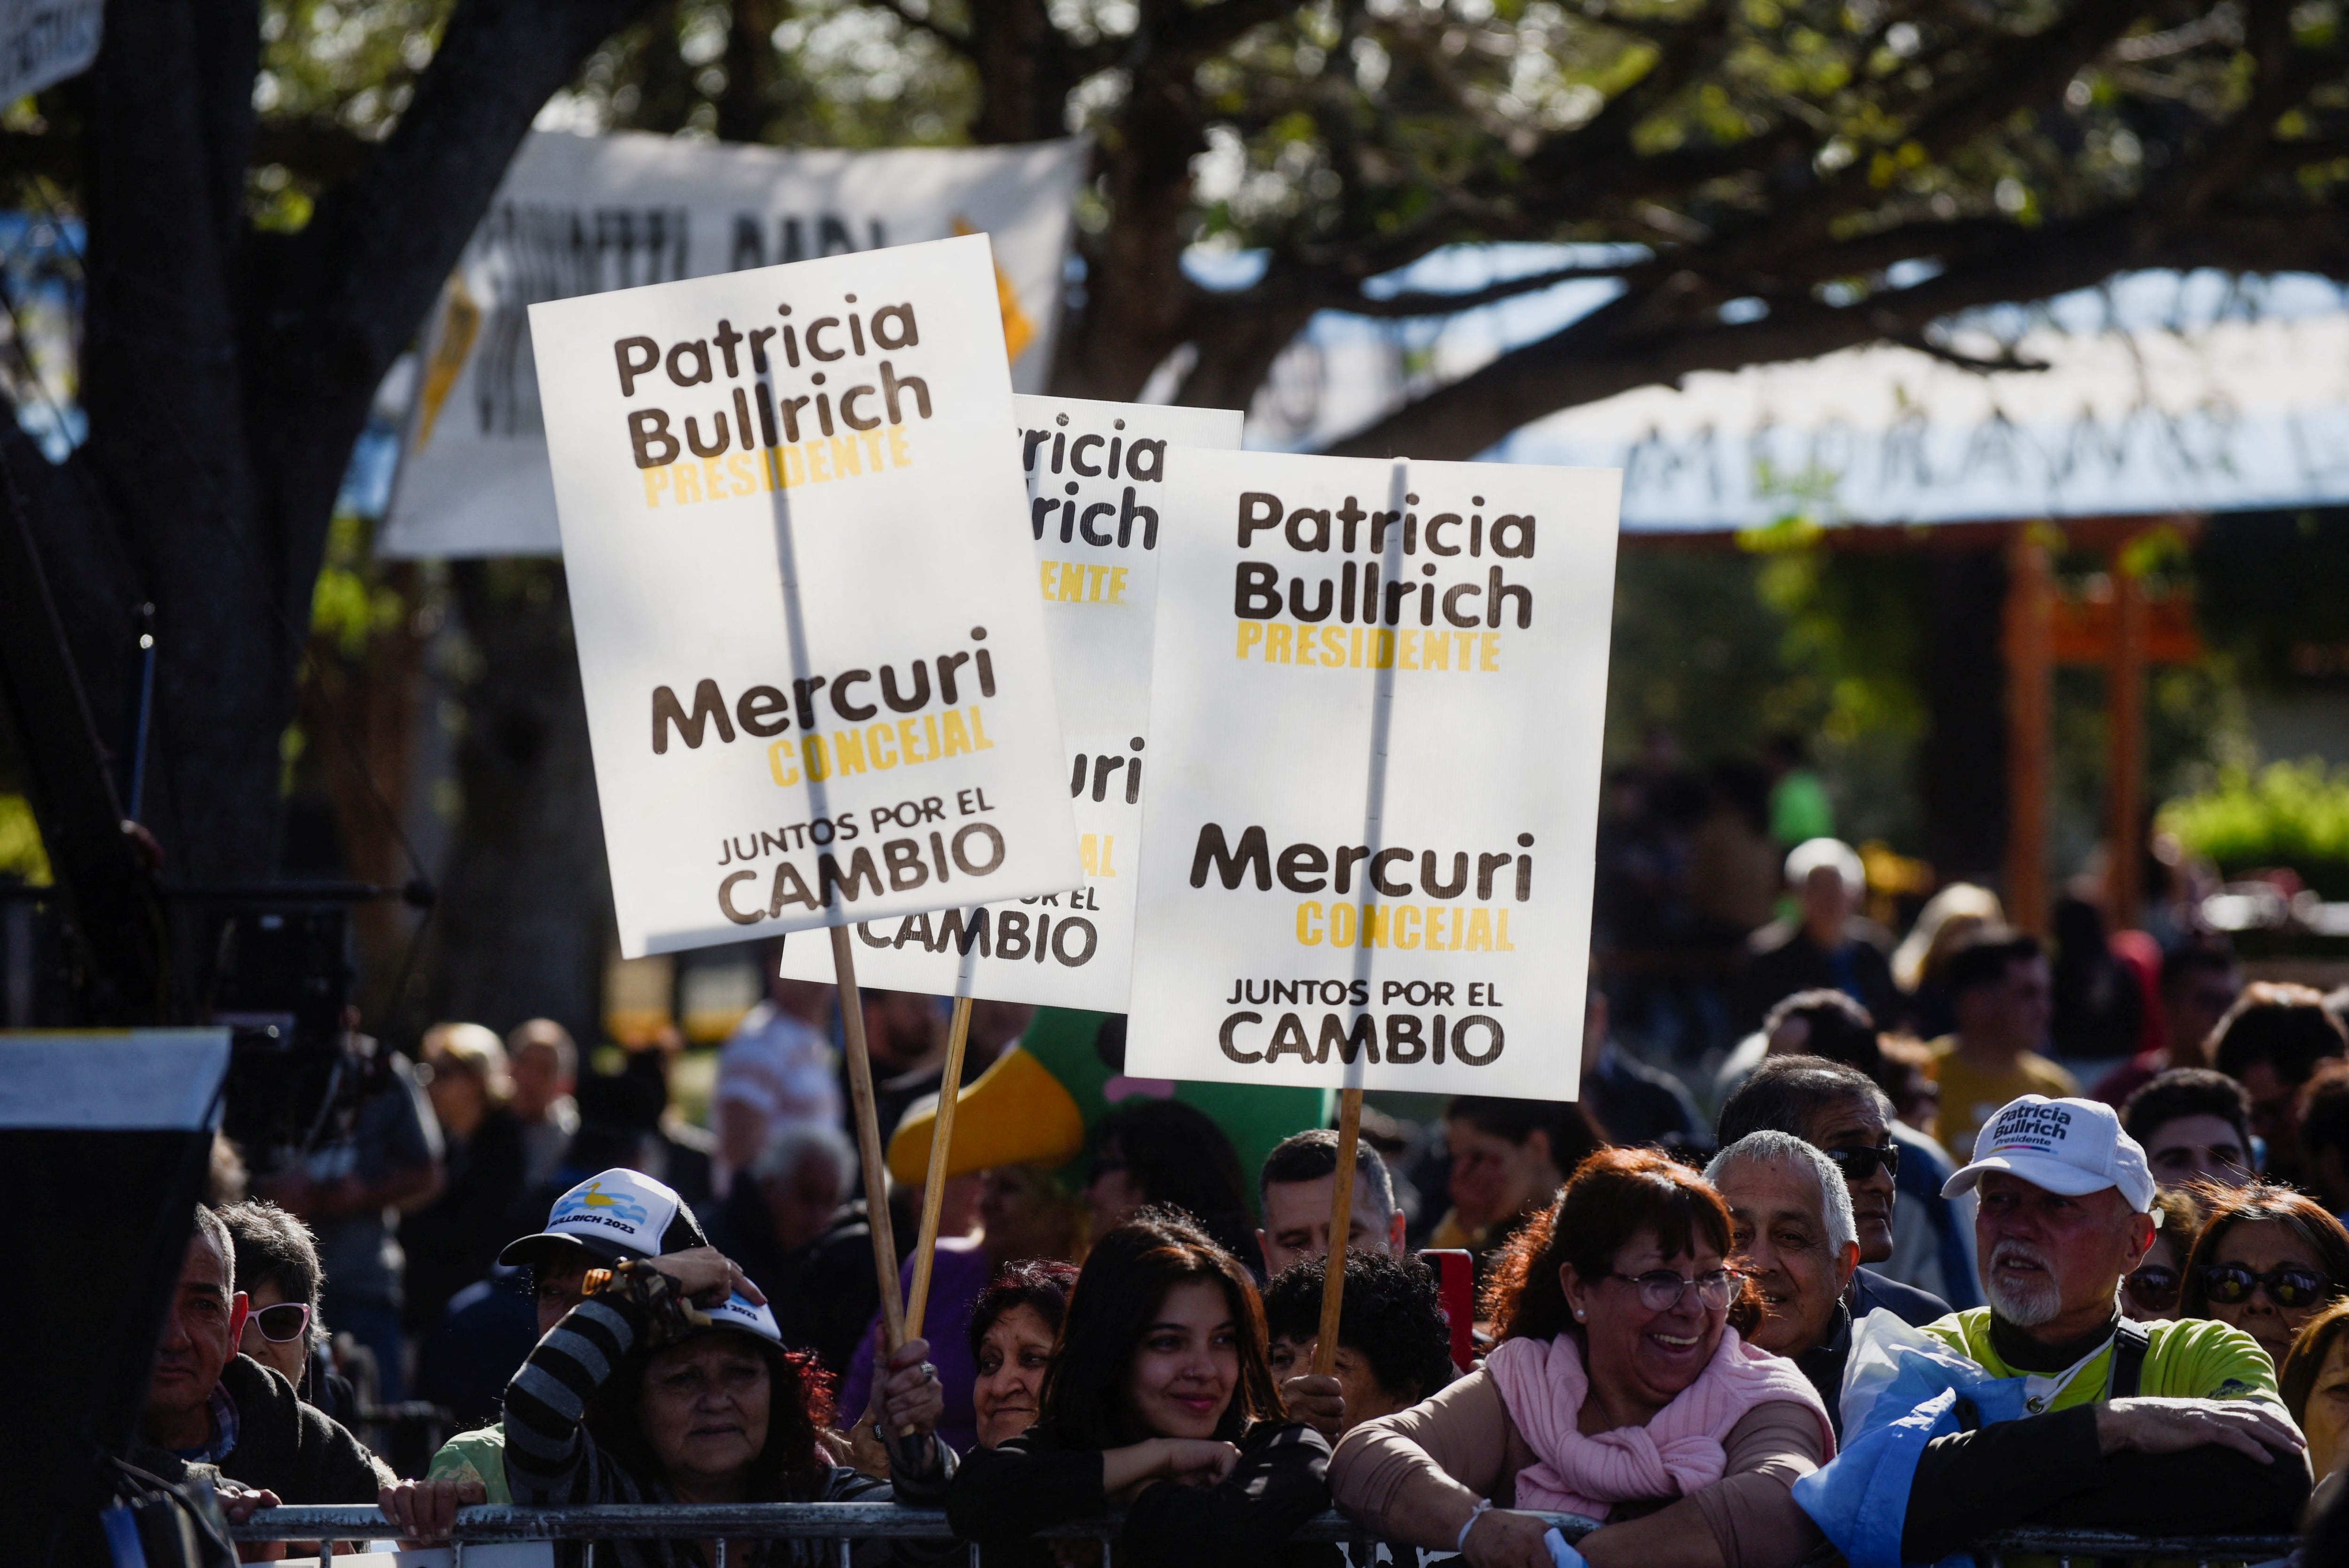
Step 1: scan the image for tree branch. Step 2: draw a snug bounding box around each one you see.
[867,0,975,57]
[1329,260,1640,318]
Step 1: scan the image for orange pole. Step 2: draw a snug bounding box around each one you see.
[2003,526,2054,938]
[2106,540,2147,931]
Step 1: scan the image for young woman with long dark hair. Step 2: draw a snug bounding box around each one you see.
[948,1209,1336,1568]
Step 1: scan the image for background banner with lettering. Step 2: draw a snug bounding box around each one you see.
[533,233,1080,958]
[1123,451,1621,1098]
[780,394,1244,1007]
[380,130,1087,559]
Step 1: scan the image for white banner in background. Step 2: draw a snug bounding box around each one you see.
[380,131,1088,559]
[779,395,1244,1008]
[0,0,101,104]
[534,234,1080,958]
[1124,452,1621,1099]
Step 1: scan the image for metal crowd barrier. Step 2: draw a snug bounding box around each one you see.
[228,1503,2302,1566]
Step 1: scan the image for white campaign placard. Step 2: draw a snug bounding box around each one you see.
[535,233,1081,958]
[1124,452,1621,1098]
[778,395,1243,1006]
[381,131,1087,559]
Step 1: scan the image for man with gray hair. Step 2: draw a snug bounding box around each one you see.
[709,1119,879,1374]
[1708,1132,1863,1430]
[1719,1055,1955,1328]
[1734,836,1899,1034]
[136,1204,392,1503]
[1879,1094,2310,1557]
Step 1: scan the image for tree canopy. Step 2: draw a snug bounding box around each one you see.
[3,0,2342,1019]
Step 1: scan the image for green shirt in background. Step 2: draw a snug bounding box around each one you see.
[1769,768,1836,847]
[425,1424,513,1504]
[1921,1308,2284,1411]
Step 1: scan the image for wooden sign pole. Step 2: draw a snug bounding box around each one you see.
[832,925,907,1353]
[905,994,973,1343]
[1309,1086,1363,1376]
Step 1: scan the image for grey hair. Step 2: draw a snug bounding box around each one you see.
[1705,1131,1858,1258]
[218,1199,327,1356]
[753,1120,856,1191]
[191,1203,236,1295]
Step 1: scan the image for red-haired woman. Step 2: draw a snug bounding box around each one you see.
[1330,1149,1834,1568]
[947,1208,1335,1568]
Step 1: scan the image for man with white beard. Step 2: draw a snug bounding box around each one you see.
[1890,1094,2311,1559]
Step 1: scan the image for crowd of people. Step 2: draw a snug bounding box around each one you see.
[137,840,2349,1563]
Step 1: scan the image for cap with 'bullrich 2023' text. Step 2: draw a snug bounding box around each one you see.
[1942,1094,2158,1214]
[498,1167,710,1271]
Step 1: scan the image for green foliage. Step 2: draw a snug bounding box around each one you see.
[566,0,975,147]
[2163,760,2349,897]
[308,512,407,659]
[0,793,52,885]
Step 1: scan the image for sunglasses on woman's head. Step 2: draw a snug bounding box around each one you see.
[2199,1263,2335,1310]
[251,1302,311,1343]
[2123,1264,2179,1314]
[1822,1142,1900,1182]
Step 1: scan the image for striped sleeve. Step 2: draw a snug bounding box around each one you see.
[503,1294,647,1504]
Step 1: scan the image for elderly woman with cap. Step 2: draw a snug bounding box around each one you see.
[499,1242,956,1568]
[385,1168,720,1533]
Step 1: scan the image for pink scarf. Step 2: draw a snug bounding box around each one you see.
[1482,1327,1834,1520]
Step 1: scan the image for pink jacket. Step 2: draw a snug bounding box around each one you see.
[1482,1327,1835,1520]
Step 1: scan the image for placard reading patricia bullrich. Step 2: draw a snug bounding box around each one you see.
[534,233,1081,958]
[1123,452,1621,1097]
[778,395,1244,1005]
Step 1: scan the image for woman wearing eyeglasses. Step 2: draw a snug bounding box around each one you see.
[2181,1183,2349,1368]
[2120,1189,2204,1324]
[1330,1149,1835,1568]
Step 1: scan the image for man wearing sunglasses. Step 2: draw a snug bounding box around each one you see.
[1885,1094,2311,1560]
[133,1204,395,1507]
[408,1167,711,1511]
[1719,1056,1957,1332]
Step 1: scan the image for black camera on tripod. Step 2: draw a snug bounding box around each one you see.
[206,904,373,1176]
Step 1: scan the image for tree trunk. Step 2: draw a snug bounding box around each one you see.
[425,563,612,1045]
[1916,545,2010,885]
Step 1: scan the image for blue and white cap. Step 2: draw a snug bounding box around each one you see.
[498,1167,709,1270]
[1943,1095,2157,1214]
[700,1291,785,1347]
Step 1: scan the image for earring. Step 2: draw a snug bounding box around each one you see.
[1574,1309,1585,1320]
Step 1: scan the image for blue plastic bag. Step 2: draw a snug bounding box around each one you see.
[1791,1310,2034,1568]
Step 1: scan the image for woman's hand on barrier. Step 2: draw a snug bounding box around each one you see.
[1102,1437,1240,1503]
[872,1336,947,1473]
[1461,1507,1560,1568]
[2096,1397,2306,1463]
[642,1248,765,1308]
[1280,1373,1346,1441]
[1156,1438,1242,1487]
[377,1477,485,1543]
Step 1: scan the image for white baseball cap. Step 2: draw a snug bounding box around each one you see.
[498,1168,709,1270]
[1943,1095,2157,1214]
[700,1291,785,1347]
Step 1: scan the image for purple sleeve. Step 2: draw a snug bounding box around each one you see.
[846,1246,987,1453]
[840,1302,884,1423]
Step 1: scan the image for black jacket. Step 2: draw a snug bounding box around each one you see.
[949,1421,1337,1568]
[709,1183,889,1375]
[132,1355,392,1503]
